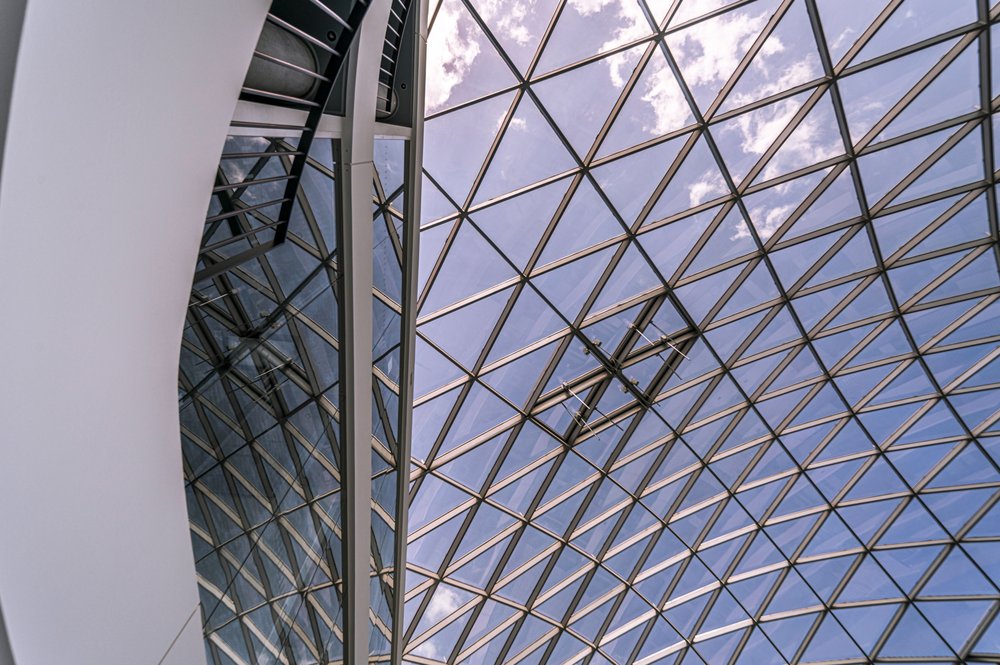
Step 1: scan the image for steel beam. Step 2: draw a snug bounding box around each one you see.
[340,0,394,662]
[391,0,428,659]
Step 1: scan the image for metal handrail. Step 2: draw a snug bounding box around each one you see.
[195,0,372,283]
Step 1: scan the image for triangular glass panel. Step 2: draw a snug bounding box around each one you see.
[425,0,519,114]
[537,0,653,74]
[534,45,644,156]
[720,0,823,113]
[590,244,661,314]
[873,194,960,259]
[924,487,994,536]
[922,547,995,596]
[813,0,886,65]
[733,626,784,665]
[800,612,866,661]
[486,287,565,363]
[537,178,624,266]
[744,167,832,242]
[491,460,554,516]
[646,135,729,222]
[893,124,984,206]
[906,193,991,259]
[922,250,1000,304]
[482,341,556,408]
[780,167,861,241]
[838,38,955,144]
[475,94,577,203]
[879,499,950,545]
[713,260,781,321]
[439,382,519,454]
[593,134,687,224]
[452,535,513,587]
[853,0,977,65]
[468,0,559,75]
[856,125,954,206]
[637,206,718,280]
[470,177,572,270]
[418,218,456,299]
[771,229,844,290]
[870,362,936,405]
[424,91,517,203]
[833,604,898,655]
[759,613,815,662]
[675,262,748,325]
[420,221,517,315]
[877,604,953,658]
[532,244,617,322]
[808,458,865,501]
[438,432,507,492]
[825,279,892,330]
[803,511,863,556]
[924,341,994,386]
[753,91,844,183]
[918,599,994,653]
[876,38,981,143]
[599,50,695,158]
[420,288,513,369]
[685,207,757,276]
[803,229,876,289]
[843,457,908,501]
[665,0,782,115]
[713,91,809,185]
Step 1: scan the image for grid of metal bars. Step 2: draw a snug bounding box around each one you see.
[181,137,348,665]
[404,0,1000,663]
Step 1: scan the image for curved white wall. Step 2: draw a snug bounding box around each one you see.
[0,1,268,663]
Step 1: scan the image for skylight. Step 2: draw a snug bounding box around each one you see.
[404,0,1000,662]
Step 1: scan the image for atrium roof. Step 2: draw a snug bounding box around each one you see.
[404,0,1000,663]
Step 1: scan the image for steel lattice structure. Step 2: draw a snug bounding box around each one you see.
[178,0,423,663]
[404,0,1000,664]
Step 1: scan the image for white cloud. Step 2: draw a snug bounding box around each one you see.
[726,96,800,158]
[689,171,727,206]
[743,201,792,240]
[586,0,688,138]
[567,0,616,15]
[476,0,537,45]
[635,58,690,135]
[667,4,838,196]
[426,0,482,112]
[426,586,461,622]
[729,216,753,241]
[426,0,544,113]
[760,111,841,181]
[668,4,770,97]
[829,27,856,57]
[625,2,776,170]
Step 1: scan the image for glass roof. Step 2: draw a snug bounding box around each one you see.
[405,0,1000,663]
[181,136,347,664]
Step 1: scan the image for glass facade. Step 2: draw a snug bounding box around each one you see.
[181,135,347,664]
[404,0,1000,663]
